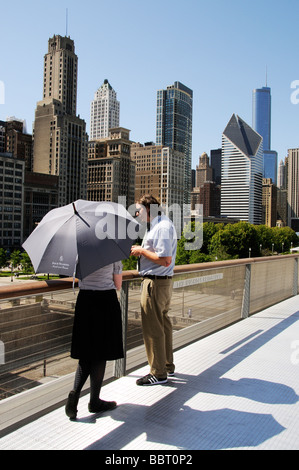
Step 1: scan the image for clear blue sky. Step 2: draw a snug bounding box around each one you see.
[1,0,299,169]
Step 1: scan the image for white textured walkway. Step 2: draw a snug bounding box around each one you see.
[1,296,299,451]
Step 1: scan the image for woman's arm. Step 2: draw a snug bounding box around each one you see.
[113,273,122,290]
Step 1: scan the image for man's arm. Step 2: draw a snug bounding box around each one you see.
[130,245,172,267]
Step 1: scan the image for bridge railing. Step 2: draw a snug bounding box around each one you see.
[0,254,298,433]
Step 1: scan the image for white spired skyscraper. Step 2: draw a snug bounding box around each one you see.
[90,79,120,140]
[221,114,263,224]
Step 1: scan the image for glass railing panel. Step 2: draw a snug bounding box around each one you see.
[249,258,294,314]
[125,265,246,350]
[125,278,143,350]
[0,289,78,400]
[170,265,245,328]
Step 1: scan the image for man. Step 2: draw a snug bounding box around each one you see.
[130,194,177,385]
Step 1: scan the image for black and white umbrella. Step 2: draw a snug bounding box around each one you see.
[22,200,139,279]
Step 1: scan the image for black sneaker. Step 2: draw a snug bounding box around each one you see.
[136,373,168,386]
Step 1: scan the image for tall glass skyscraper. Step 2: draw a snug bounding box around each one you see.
[156,81,193,204]
[252,86,277,184]
[221,114,263,224]
[252,86,271,150]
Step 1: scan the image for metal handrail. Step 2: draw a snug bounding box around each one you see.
[0,254,297,300]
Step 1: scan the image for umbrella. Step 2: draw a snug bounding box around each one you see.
[22,200,139,279]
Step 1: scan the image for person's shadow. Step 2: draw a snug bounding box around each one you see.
[81,373,292,450]
[81,310,299,450]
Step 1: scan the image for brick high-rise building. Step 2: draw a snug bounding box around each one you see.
[32,35,88,206]
[88,128,135,208]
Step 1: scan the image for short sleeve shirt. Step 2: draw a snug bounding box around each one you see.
[139,215,177,277]
[79,261,122,290]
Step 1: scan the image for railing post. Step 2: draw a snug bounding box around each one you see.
[114,281,128,378]
[241,263,251,319]
[293,258,298,296]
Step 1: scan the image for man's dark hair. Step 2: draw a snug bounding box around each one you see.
[137,194,163,217]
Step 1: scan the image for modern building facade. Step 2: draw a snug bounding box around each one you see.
[221,114,263,224]
[156,81,193,205]
[253,86,271,150]
[90,80,120,140]
[32,35,88,206]
[252,86,277,184]
[210,148,222,185]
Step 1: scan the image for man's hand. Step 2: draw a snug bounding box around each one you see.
[130,245,143,257]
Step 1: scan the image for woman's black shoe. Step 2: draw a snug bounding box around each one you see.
[65,391,79,420]
[88,399,117,413]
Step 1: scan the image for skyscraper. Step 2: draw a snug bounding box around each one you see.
[90,80,120,140]
[287,148,299,231]
[252,86,271,150]
[252,86,277,184]
[88,128,135,208]
[131,142,184,211]
[156,81,193,204]
[33,35,88,206]
[195,152,213,187]
[221,114,263,224]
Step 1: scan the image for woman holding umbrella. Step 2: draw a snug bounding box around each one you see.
[65,261,124,420]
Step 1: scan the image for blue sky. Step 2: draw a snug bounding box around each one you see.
[1,0,299,169]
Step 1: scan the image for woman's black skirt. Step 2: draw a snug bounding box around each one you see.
[71,289,124,361]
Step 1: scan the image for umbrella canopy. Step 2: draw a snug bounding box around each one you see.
[22,200,139,279]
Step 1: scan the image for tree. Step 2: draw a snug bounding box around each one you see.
[10,250,21,269]
[0,248,8,268]
[122,256,138,271]
[175,234,190,265]
[209,222,260,259]
[254,225,274,252]
[202,222,221,254]
[271,226,299,252]
[20,252,34,273]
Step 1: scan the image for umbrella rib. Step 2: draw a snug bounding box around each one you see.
[73,202,90,227]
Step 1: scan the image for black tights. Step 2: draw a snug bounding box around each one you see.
[73,359,106,405]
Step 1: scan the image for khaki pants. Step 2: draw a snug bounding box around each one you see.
[140,278,174,378]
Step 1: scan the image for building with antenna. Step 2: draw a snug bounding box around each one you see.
[252,84,277,185]
[32,35,88,206]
